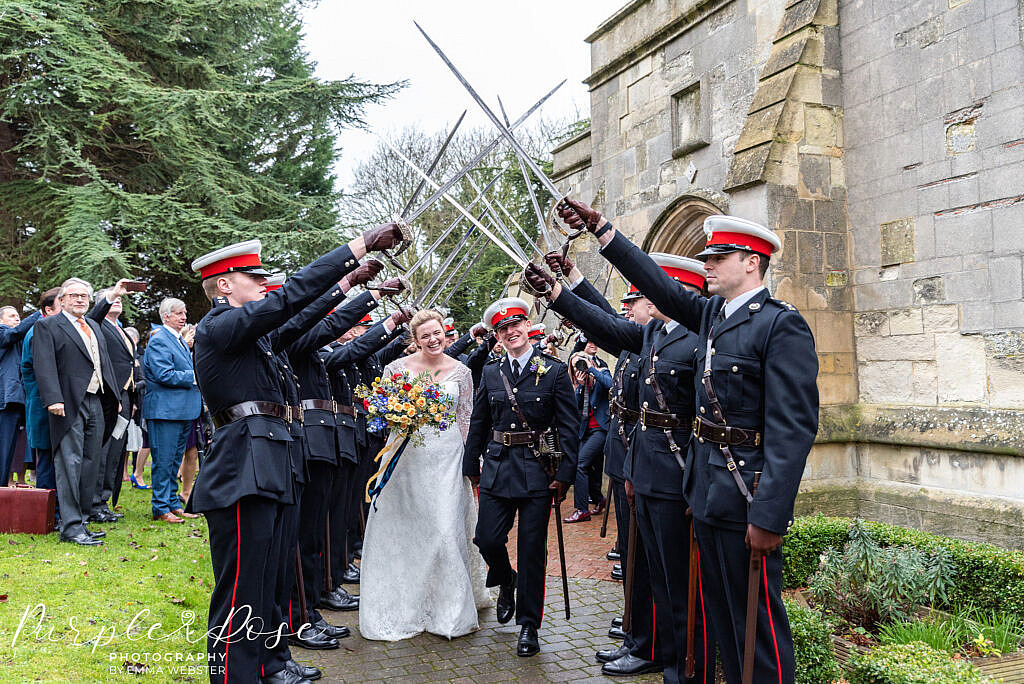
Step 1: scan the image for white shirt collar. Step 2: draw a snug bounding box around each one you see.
[508,346,534,371]
[62,310,84,324]
[663,319,680,334]
[163,324,183,340]
[722,285,767,320]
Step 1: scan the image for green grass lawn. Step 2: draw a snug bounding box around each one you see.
[0,470,214,682]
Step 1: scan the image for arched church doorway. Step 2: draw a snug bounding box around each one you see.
[641,195,724,258]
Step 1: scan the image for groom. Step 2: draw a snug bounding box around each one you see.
[464,297,579,657]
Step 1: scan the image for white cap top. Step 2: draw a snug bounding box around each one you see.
[483,297,531,331]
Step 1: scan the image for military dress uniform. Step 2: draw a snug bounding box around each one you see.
[551,256,712,684]
[463,298,579,656]
[599,217,819,684]
[189,239,362,684]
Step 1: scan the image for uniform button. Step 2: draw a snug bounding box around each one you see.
[511,423,517,429]
[535,398,540,402]
[710,348,716,355]
[512,388,518,393]
[641,425,647,431]
[732,366,738,373]
[320,419,325,424]
[645,378,651,384]
[670,369,676,375]
[269,432,274,438]
[630,373,635,378]
[700,406,706,414]
[739,460,745,466]
[643,401,649,408]
[652,356,658,362]
[698,437,704,443]
[331,290,339,296]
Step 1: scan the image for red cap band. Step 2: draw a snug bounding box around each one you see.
[265,284,283,292]
[706,231,775,256]
[662,266,706,289]
[528,329,544,338]
[490,306,528,328]
[199,253,263,280]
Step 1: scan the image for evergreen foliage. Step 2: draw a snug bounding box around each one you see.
[0,0,401,315]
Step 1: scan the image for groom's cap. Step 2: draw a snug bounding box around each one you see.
[483,297,530,331]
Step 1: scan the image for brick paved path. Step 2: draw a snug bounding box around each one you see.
[305,500,666,682]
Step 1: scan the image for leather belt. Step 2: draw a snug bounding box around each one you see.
[610,400,640,424]
[301,399,336,413]
[692,415,761,448]
[639,406,680,429]
[213,401,295,429]
[492,430,542,447]
[335,404,357,418]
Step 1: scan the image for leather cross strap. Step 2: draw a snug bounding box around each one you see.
[702,319,753,504]
[498,369,553,479]
[301,399,336,412]
[213,401,293,429]
[610,360,635,450]
[646,342,686,470]
[693,415,761,448]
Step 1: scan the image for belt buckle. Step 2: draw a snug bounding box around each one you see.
[502,432,512,447]
[284,405,292,423]
[639,406,647,426]
[726,458,737,472]
[754,432,762,447]
[295,406,304,423]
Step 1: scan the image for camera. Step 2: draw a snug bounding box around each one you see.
[574,358,589,373]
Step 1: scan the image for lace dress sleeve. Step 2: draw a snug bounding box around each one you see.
[382,358,404,379]
[454,362,474,442]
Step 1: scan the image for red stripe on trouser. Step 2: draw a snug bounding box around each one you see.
[698,545,707,684]
[650,597,656,661]
[224,502,241,684]
[763,562,782,684]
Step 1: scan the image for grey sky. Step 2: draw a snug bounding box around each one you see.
[299,0,626,189]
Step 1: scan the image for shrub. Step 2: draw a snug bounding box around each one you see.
[809,520,953,629]
[877,615,966,654]
[783,515,1024,621]
[786,599,841,684]
[848,642,995,684]
[973,609,1024,654]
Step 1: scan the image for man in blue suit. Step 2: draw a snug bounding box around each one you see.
[143,298,202,523]
[564,351,612,523]
[1,304,42,483]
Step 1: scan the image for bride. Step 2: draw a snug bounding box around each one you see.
[358,309,492,641]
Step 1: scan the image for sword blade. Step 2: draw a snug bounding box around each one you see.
[437,240,489,309]
[405,79,565,224]
[400,110,466,218]
[380,135,529,268]
[498,95,556,251]
[426,232,488,308]
[415,21,566,203]
[415,221,486,306]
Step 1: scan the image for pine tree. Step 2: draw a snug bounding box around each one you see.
[0,0,401,314]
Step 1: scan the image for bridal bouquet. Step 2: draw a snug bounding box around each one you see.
[354,370,456,507]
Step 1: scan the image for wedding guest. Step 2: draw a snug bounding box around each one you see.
[1,303,42,484]
[21,288,62,494]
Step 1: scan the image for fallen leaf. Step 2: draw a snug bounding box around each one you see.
[0,594,8,602]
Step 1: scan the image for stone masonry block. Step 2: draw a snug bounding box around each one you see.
[798,230,825,272]
[824,233,848,270]
[880,217,915,266]
[889,308,925,335]
[923,305,960,332]
[935,332,988,403]
[749,67,799,114]
[763,33,812,79]
[913,276,945,304]
[775,196,814,231]
[911,361,939,404]
[989,255,1023,302]
[736,101,786,152]
[813,311,854,352]
[804,105,840,147]
[776,0,825,41]
[944,269,990,302]
[798,154,832,199]
[858,360,915,403]
[724,143,772,190]
[855,311,890,337]
[857,333,936,361]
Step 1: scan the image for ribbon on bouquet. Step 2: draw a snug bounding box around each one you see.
[365,433,413,510]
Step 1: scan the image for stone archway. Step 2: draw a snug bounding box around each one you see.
[641,195,724,257]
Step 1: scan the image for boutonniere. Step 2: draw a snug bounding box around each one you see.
[529,358,550,385]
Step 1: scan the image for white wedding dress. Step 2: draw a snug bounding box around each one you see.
[358,359,492,641]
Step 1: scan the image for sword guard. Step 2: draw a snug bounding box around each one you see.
[519,270,552,298]
[384,215,414,263]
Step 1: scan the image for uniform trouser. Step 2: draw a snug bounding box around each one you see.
[92,389,129,514]
[573,427,607,512]
[148,418,190,516]
[0,405,24,484]
[267,481,303,673]
[611,477,659,662]
[34,448,56,491]
[635,494,710,684]
[329,460,356,588]
[474,491,551,629]
[206,495,287,683]
[292,461,334,619]
[693,519,793,684]
[54,395,103,538]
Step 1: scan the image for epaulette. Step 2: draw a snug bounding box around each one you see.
[767,297,798,312]
[539,351,564,365]
[484,357,502,366]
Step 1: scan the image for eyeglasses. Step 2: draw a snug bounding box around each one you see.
[64,293,90,300]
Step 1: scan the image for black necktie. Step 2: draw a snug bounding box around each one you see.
[511,359,521,379]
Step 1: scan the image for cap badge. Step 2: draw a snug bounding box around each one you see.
[749,302,761,311]
[498,307,507,316]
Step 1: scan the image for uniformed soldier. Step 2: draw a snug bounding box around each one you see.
[526,254,712,683]
[464,297,579,658]
[559,199,819,684]
[189,223,406,684]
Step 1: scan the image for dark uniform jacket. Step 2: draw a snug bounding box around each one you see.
[464,335,495,388]
[463,349,579,498]
[552,288,698,500]
[189,243,360,512]
[446,332,473,365]
[601,230,819,534]
[86,299,135,393]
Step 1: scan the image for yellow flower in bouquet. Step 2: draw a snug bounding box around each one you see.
[354,369,457,447]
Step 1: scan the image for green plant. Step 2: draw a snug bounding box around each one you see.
[785,600,841,684]
[972,609,1024,654]
[809,520,954,629]
[877,617,962,653]
[848,642,995,684]
[783,516,1024,622]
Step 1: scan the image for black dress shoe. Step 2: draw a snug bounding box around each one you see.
[312,616,350,639]
[596,644,630,663]
[611,565,623,581]
[341,563,360,584]
[607,549,621,561]
[86,527,106,539]
[353,548,362,560]
[601,654,663,676]
[285,659,321,681]
[611,616,623,628]
[288,626,339,650]
[261,667,310,683]
[608,625,627,640]
[61,532,101,546]
[320,589,358,612]
[516,625,539,657]
[495,570,516,624]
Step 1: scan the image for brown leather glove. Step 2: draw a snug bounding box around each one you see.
[523,263,555,293]
[544,251,574,275]
[362,222,405,252]
[389,306,412,326]
[624,479,635,508]
[557,198,603,233]
[746,523,783,556]
[377,277,406,294]
[549,480,569,503]
[470,323,487,340]
[544,333,559,346]
[346,259,384,287]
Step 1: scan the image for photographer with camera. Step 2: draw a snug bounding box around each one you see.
[564,351,612,524]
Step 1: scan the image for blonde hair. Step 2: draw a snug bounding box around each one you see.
[410,309,445,341]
